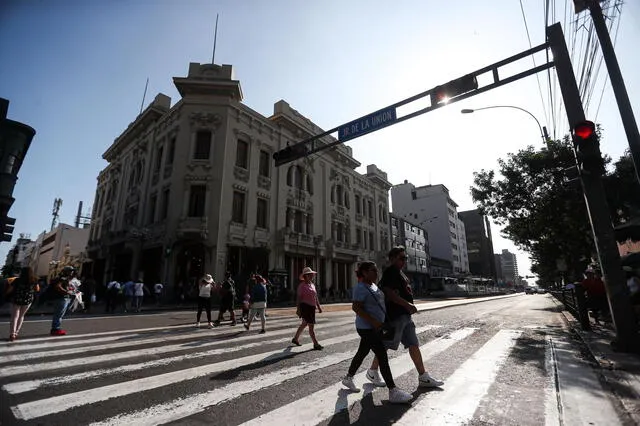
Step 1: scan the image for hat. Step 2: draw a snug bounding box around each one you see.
[299,266,317,281]
[202,274,214,284]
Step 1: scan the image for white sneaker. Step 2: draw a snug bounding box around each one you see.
[208,322,214,329]
[418,373,444,388]
[389,387,412,404]
[366,369,386,387]
[341,375,360,392]
[195,322,200,328]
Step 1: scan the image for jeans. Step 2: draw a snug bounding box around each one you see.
[51,297,71,330]
[348,328,395,388]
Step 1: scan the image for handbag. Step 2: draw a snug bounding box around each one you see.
[364,285,395,341]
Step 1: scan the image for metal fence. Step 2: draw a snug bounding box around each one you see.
[550,286,591,330]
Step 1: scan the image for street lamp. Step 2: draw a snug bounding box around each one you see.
[461,106,549,142]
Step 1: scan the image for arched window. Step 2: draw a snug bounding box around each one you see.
[136,160,144,184]
[336,185,344,206]
[295,166,304,189]
[306,174,313,195]
[344,191,350,209]
[330,185,336,203]
[287,166,294,186]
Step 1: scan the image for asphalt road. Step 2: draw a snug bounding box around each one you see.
[0,293,631,425]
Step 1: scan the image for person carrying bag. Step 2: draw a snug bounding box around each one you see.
[341,261,412,404]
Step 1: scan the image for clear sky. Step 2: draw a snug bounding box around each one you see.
[1,0,639,279]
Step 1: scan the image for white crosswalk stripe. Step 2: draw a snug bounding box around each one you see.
[0,305,625,426]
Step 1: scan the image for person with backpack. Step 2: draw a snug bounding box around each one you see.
[214,271,237,326]
[50,266,76,336]
[244,275,268,333]
[7,267,39,342]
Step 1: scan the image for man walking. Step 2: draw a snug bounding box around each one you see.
[368,246,444,388]
[50,266,76,336]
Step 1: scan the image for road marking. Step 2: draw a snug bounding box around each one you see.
[544,337,561,426]
[0,316,315,362]
[10,325,439,420]
[0,316,307,352]
[1,321,355,390]
[0,319,356,379]
[241,327,477,426]
[394,329,522,426]
[86,325,460,426]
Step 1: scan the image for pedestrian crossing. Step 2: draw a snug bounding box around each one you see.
[0,307,625,425]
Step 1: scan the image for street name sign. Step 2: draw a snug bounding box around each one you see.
[338,106,397,142]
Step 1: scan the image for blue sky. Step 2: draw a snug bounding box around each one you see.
[1,0,639,278]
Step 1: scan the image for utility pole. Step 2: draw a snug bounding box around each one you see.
[585,0,640,185]
[548,23,639,352]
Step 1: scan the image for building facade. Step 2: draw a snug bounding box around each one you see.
[494,253,504,284]
[389,213,430,291]
[391,181,469,274]
[3,235,35,273]
[458,209,497,280]
[86,62,393,297]
[497,249,519,286]
[28,224,90,279]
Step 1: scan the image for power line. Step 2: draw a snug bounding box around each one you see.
[519,0,550,128]
[595,0,624,121]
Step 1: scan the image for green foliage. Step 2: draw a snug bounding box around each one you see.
[605,149,640,223]
[471,137,607,283]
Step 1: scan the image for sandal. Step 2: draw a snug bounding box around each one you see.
[8,334,16,342]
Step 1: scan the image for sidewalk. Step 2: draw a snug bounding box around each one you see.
[550,297,640,424]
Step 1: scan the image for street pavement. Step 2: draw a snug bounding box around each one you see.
[0,293,635,425]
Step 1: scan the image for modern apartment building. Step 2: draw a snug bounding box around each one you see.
[497,249,519,286]
[86,62,393,296]
[389,213,430,290]
[391,181,469,274]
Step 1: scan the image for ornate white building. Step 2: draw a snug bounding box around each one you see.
[86,62,392,296]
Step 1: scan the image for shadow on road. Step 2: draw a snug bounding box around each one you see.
[209,346,310,381]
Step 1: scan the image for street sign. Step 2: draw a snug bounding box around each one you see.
[338,106,397,142]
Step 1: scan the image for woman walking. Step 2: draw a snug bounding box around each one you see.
[196,274,215,328]
[7,267,39,342]
[341,261,412,404]
[292,266,323,350]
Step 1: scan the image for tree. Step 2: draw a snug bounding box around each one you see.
[471,137,595,284]
[472,138,639,285]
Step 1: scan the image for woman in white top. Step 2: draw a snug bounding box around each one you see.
[196,274,215,328]
[133,280,148,313]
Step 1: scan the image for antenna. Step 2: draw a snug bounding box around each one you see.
[75,200,92,228]
[139,77,149,115]
[51,198,62,231]
[212,13,219,64]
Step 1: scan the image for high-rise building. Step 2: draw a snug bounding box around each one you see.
[494,253,504,283]
[458,209,496,280]
[86,62,393,296]
[498,249,518,286]
[390,181,469,275]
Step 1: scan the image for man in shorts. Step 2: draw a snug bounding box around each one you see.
[368,246,444,389]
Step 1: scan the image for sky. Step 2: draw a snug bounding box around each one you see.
[1,0,639,279]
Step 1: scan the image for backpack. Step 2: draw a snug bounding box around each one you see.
[223,279,236,297]
[252,283,267,303]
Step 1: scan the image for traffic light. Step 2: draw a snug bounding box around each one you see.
[1,217,16,242]
[571,120,605,175]
[273,143,308,167]
[431,74,479,105]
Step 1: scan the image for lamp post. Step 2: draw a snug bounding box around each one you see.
[461,106,549,142]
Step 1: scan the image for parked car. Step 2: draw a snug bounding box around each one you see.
[525,287,536,294]
[537,287,547,294]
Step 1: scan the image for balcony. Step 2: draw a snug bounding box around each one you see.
[253,228,270,246]
[229,222,247,240]
[177,216,208,240]
[258,175,271,190]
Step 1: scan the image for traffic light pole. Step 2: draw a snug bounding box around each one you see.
[586,0,640,185]
[548,23,639,351]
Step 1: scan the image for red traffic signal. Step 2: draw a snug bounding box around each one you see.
[573,121,596,139]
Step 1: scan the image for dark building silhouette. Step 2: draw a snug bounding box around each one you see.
[458,209,496,280]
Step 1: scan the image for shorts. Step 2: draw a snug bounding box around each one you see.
[298,303,316,324]
[384,314,419,351]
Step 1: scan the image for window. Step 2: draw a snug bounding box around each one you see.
[337,223,345,242]
[369,232,375,250]
[391,217,398,227]
[155,146,164,172]
[344,191,350,209]
[236,139,249,169]
[188,185,206,217]
[368,200,373,218]
[362,230,367,249]
[355,195,361,214]
[194,130,211,160]
[148,194,157,224]
[356,228,362,245]
[306,175,313,194]
[293,210,304,232]
[336,185,344,206]
[259,150,270,177]
[256,198,268,228]
[306,214,313,234]
[232,191,246,223]
[166,138,176,165]
[160,188,170,220]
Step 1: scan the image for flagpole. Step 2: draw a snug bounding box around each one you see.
[212,13,219,64]
[139,77,149,115]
